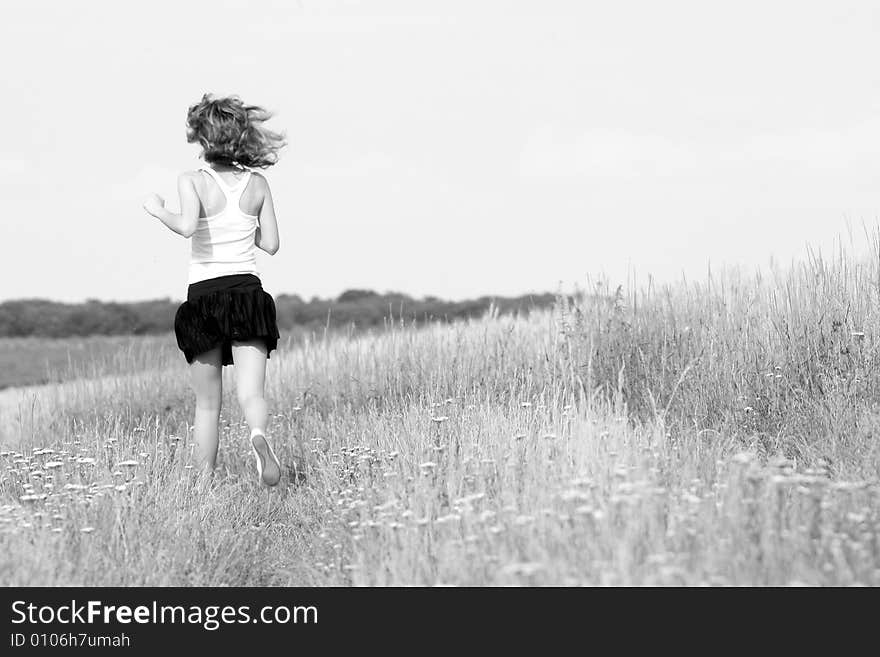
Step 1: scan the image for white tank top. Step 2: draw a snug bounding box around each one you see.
[188,166,260,284]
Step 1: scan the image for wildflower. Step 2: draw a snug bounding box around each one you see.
[44,461,63,469]
[466,509,490,524]
[832,481,869,491]
[560,490,590,503]
[768,456,795,470]
[116,460,139,468]
[431,416,449,424]
[501,562,544,577]
[434,513,461,525]
[455,493,485,505]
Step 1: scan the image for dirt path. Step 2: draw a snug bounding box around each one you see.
[0,374,156,445]
[0,381,63,418]
[0,381,61,445]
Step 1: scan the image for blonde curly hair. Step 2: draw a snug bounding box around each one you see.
[185,93,286,168]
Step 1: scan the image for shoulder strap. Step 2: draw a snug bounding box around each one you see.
[231,171,252,195]
[199,166,251,197]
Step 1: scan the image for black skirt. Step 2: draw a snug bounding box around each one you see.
[174,274,280,366]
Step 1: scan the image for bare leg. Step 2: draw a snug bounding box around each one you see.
[232,340,269,433]
[232,339,280,485]
[189,346,223,470]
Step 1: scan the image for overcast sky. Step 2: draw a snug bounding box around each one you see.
[2,0,880,302]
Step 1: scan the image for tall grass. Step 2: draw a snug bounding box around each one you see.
[560,231,880,478]
[0,240,878,585]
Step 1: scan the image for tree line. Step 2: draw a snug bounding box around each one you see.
[0,289,558,338]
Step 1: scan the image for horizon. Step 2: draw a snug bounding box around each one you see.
[1,286,561,306]
[3,229,874,305]
[4,1,880,303]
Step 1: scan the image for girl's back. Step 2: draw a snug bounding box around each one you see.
[192,167,265,219]
[187,167,268,284]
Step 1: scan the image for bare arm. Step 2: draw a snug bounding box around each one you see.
[254,175,280,255]
[143,174,200,238]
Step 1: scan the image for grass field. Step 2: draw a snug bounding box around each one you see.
[1,245,879,585]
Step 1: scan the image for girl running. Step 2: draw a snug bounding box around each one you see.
[142,93,286,486]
